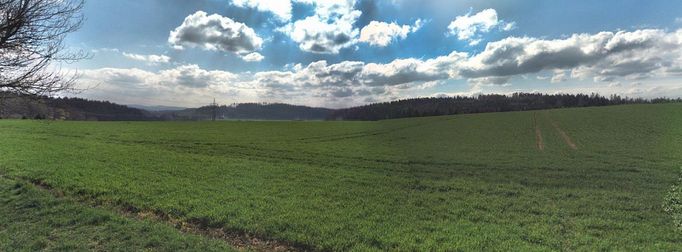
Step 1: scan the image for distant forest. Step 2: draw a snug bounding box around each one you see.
[0,92,332,121]
[0,92,152,121]
[1,92,680,121]
[329,93,682,120]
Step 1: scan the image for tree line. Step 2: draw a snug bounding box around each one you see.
[328,93,682,121]
[0,92,153,120]
[2,92,680,121]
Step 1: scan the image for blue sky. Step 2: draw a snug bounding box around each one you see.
[66,0,682,107]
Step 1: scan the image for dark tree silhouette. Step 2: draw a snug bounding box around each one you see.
[0,91,155,120]
[329,93,682,121]
[0,0,86,96]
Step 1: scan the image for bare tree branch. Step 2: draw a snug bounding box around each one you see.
[0,0,86,96]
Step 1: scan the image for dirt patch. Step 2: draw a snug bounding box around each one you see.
[533,113,544,151]
[547,116,578,150]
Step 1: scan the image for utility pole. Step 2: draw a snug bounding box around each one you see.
[211,98,218,121]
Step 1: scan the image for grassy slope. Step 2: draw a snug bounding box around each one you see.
[0,104,681,250]
[0,176,233,251]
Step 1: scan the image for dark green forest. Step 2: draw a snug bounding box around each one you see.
[2,91,680,121]
[329,93,682,120]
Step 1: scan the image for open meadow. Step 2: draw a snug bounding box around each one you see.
[1,104,682,250]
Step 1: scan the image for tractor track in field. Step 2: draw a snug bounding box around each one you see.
[546,114,578,150]
[0,171,311,252]
[296,119,452,143]
[533,113,544,151]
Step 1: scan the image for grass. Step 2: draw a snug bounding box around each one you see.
[1,103,681,250]
[0,176,233,251]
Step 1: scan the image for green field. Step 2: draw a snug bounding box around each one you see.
[1,104,682,250]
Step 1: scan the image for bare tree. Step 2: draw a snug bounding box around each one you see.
[0,0,86,96]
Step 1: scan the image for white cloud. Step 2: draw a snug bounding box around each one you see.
[169,11,263,60]
[455,29,682,83]
[240,52,265,62]
[79,65,238,89]
[231,0,292,22]
[502,22,516,31]
[550,70,568,83]
[76,65,251,107]
[122,52,171,64]
[448,8,513,46]
[468,76,511,85]
[359,19,422,47]
[80,28,682,107]
[91,48,120,53]
[261,28,682,101]
[278,0,362,54]
[158,64,238,88]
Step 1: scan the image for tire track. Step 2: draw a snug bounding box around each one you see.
[533,112,544,151]
[547,114,578,150]
[298,118,453,143]
[0,172,308,252]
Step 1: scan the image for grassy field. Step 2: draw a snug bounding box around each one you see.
[1,104,681,250]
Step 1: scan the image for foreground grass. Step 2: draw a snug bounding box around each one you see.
[0,176,233,251]
[1,104,681,250]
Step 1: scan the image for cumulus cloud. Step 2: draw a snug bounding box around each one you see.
[158,64,238,88]
[169,11,264,60]
[122,52,171,64]
[241,52,265,62]
[80,65,238,89]
[231,0,292,22]
[448,8,513,45]
[455,29,682,83]
[359,57,452,86]
[76,65,251,106]
[82,28,682,107]
[80,68,155,87]
[245,52,466,101]
[278,0,362,54]
[359,19,422,47]
[248,28,682,101]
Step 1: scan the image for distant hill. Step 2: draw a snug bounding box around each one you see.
[127,104,187,111]
[3,92,679,122]
[0,93,334,121]
[0,92,155,121]
[156,103,334,121]
[329,93,682,121]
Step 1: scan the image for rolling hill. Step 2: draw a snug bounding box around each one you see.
[1,104,681,250]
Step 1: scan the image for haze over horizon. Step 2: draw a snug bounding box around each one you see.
[63,0,682,108]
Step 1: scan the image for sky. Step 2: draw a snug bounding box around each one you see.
[63,0,682,108]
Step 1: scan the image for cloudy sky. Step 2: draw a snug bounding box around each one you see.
[65,0,682,108]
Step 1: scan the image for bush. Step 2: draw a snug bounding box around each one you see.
[663,168,682,231]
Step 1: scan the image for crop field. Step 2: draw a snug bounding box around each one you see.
[1,104,682,250]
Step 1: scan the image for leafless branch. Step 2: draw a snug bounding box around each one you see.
[0,0,86,96]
